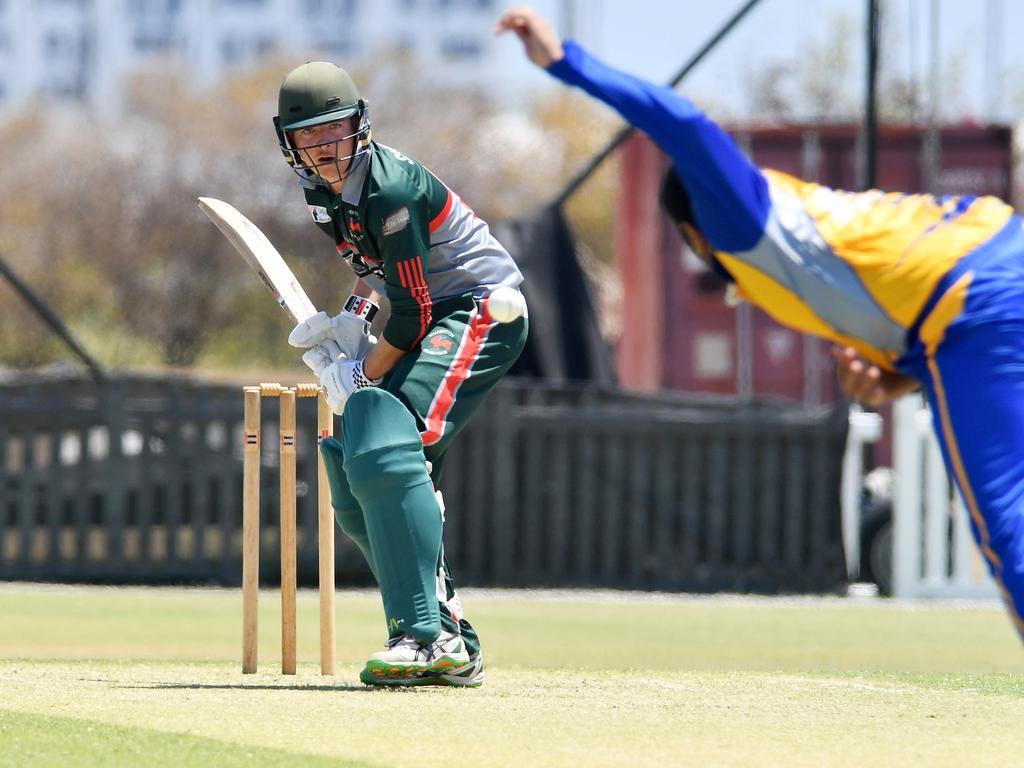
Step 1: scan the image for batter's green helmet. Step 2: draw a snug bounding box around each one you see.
[274,61,371,187]
[276,61,362,130]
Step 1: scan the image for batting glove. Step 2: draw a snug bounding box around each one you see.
[288,295,379,360]
[301,343,340,379]
[320,358,382,415]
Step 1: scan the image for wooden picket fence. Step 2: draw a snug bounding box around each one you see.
[0,374,849,592]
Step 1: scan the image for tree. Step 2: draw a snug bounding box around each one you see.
[0,50,620,372]
[740,13,858,124]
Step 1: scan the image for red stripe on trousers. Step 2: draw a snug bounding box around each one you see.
[421,307,493,446]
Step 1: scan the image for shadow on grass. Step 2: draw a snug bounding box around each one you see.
[121,681,375,692]
[77,677,428,693]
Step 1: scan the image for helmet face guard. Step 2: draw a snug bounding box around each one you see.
[274,99,372,189]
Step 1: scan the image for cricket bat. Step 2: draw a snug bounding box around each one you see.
[197,196,318,323]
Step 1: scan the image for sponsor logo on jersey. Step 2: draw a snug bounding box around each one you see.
[381,206,410,236]
[308,205,331,224]
[423,328,456,356]
[381,144,415,165]
[336,242,384,279]
[346,209,366,243]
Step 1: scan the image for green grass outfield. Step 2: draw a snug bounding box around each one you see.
[0,584,1022,767]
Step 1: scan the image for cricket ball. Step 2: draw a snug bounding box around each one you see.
[486,286,526,323]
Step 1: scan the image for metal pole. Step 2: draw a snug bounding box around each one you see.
[907,0,917,124]
[553,0,764,208]
[561,0,575,40]
[0,252,105,382]
[984,0,1002,121]
[863,0,880,190]
[922,0,941,194]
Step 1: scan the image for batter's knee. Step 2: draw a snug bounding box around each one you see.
[340,388,421,456]
[321,435,377,573]
[340,388,432,501]
[320,436,360,519]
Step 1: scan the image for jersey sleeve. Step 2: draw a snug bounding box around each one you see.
[366,187,433,351]
[547,40,769,252]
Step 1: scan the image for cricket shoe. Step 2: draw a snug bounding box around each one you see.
[359,630,471,686]
[359,652,484,688]
[425,651,484,687]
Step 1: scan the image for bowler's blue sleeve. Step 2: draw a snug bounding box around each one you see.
[547,40,769,252]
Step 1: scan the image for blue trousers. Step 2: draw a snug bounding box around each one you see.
[900,219,1024,639]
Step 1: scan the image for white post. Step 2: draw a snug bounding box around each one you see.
[840,406,883,580]
[951,495,975,588]
[892,395,923,598]
[923,434,949,589]
[891,396,999,599]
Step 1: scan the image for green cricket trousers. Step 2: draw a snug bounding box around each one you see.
[322,293,528,657]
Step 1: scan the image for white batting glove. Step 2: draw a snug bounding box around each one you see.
[320,358,383,415]
[301,343,340,379]
[288,310,332,348]
[288,295,379,360]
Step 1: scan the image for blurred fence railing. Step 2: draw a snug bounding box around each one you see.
[0,374,849,592]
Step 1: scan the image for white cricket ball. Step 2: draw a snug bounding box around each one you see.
[487,286,525,323]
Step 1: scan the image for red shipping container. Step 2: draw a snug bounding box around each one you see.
[616,124,1014,404]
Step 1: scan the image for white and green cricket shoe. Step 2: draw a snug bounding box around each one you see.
[425,652,484,688]
[359,631,482,688]
[359,653,484,688]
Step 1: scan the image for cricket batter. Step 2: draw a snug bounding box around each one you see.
[499,7,1024,639]
[274,61,527,685]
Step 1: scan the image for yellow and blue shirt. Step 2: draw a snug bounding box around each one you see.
[549,40,1024,639]
[548,40,1017,373]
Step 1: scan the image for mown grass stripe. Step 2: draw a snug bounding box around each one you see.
[0,709,378,768]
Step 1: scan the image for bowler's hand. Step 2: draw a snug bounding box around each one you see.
[832,346,918,407]
[495,6,564,68]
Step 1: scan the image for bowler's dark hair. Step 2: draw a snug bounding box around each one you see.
[659,167,694,226]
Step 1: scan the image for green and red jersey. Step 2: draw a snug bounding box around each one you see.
[302,141,523,351]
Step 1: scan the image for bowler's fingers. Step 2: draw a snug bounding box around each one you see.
[494,5,534,36]
[495,5,564,68]
[832,345,885,406]
[830,344,857,367]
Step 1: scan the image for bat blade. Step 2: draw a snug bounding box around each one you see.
[197,196,318,323]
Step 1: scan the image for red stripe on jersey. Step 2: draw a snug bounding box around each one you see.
[428,188,454,234]
[421,307,494,446]
[413,257,428,289]
[414,257,432,341]
[397,256,431,346]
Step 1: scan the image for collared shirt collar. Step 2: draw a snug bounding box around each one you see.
[340,149,370,206]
